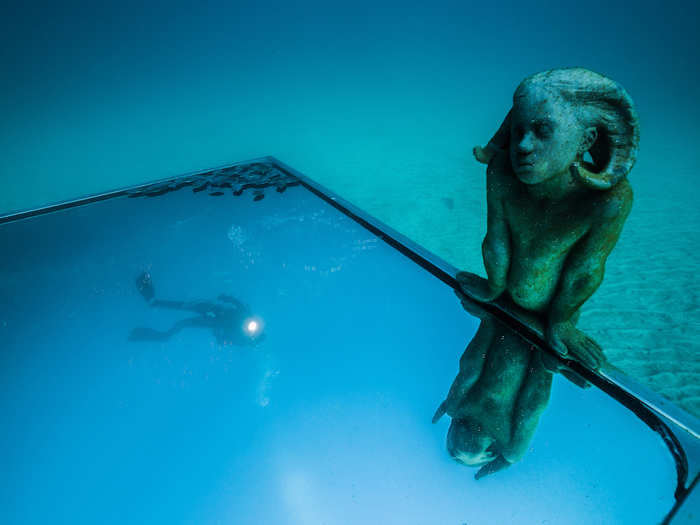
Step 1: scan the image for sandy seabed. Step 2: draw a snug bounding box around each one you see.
[331,152,700,419]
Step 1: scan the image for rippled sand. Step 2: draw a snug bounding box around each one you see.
[579,193,700,417]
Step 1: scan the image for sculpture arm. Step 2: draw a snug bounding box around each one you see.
[481,163,512,299]
[456,156,512,303]
[548,183,633,325]
[545,183,632,368]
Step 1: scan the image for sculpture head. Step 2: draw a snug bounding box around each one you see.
[446,417,497,467]
[486,68,639,190]
[509,83,598,185]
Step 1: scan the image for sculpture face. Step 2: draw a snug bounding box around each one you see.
[510,85,585,185]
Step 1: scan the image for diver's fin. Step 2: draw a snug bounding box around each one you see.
[432,401,447,424]
[136,271,155,302]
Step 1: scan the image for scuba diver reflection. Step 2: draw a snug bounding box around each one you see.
[432,288,554,480]
[129,271,265,347]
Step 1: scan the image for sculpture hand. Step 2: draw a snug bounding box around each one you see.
[453,287,488,318]
[546,321,606,370]
[539,350,564,373]
[473,145,494,164]
[456,271,502,302]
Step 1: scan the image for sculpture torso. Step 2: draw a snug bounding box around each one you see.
[488,152,596,313]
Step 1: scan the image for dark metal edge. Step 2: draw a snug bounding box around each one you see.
[662,472,700,525]
[0,156,274,225]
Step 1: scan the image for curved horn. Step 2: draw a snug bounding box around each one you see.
[573,85,640,190]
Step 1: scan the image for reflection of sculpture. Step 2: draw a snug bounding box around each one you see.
[460,68,638,369]
[433,295,553,479]
[129,272,265,347]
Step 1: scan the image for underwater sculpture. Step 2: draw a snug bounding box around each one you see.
[433,291,553,479]
[459,68,638,369]
[129,271,265,347]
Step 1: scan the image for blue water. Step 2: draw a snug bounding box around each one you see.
[0,4,699,520]
[1,0,698,212]
[0,182,678,523]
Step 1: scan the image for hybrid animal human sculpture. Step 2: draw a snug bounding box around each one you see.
[433,295,553,480]
[458,68,639,369]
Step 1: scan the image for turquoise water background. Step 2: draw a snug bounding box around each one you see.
[1,1,699,414]
[2,1,698,211]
